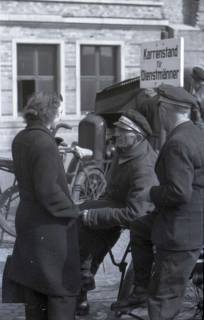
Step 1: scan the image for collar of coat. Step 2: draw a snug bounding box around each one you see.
[25,120,55,141]
[117,139,149,165]
[156,120,192,166]
[165,120,192,142]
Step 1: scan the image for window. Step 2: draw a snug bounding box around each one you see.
[17,44,59,112]
[80,45,120,112]
[183,0,199,26]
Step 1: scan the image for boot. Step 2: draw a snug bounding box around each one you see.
[81,270,95,291]
[25,304,47,320]
[76,290,89,316]
[111,286,147,311]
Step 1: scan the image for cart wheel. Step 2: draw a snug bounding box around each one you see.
[72,167,107,204]
[0,185,18,237]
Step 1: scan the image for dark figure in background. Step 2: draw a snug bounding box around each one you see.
[3,93,80,320]
[77,109,158,315]
[136,90,163,150]
[191,65,204,122]
[129,84,204,320]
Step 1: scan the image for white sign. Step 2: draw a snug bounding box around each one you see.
[140,37,184,88]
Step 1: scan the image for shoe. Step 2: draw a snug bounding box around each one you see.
[76,290,90,316]
[25,305,47,320]
[81,271,95,291]
[111,287,147,311]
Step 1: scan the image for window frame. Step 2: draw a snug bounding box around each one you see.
[12,39,65,120]
[76,40,125,116]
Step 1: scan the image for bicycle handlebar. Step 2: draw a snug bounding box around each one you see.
[59,145,93,159]
[51,122,72,136]
[0,158,14,173]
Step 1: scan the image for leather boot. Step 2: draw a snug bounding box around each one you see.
[81,271,95,291]
[25,304,47,320]
[111,286,147,311]
[76,290,90,316]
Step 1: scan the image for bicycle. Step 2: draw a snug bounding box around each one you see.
[0,123,107,239]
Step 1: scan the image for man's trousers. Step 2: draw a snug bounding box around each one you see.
[131,213,201,320]
[130,213,155,290]
[79,200,155,292]
[79,200,122,290]
[148,248,201,320]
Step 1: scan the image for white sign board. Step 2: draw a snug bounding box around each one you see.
[140,37,184,88]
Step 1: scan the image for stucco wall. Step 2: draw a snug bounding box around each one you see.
[176,28,204,67]
[162,0,183,24]
[0,0,203,154]
[0,0,163,19]
[0,26,161,107]
[0,25,161,150]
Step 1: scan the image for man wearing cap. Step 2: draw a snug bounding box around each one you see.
[191,65,204,125]
[77,109,158,315]
[135,84,204,320]
[191,64,204,92]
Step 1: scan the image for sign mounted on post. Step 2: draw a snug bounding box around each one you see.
[140,37,184,88]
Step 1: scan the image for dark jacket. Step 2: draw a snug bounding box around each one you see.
[150,121,204,250]
[87,140,158,228]
[8,122,80,296]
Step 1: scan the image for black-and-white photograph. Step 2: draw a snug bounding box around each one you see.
[0,0,203,319]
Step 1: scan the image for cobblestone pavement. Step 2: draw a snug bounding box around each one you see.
[0,244,202,320]
[0,244,148,320]
[0,268,202,320]
[0,273,148,320]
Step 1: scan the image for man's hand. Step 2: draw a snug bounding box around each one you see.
[138,188,152,202]
[80,209,92,227]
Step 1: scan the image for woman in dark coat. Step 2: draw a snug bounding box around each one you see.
[6,93,80,320]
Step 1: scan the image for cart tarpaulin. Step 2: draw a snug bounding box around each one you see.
[95,77,140,115]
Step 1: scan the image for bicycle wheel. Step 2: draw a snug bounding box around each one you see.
[72,167,107,204]
[0,185,18,237]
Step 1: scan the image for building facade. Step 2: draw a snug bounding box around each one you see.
[0,0,204,155]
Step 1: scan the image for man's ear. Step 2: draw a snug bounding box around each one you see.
[135,133,143,144]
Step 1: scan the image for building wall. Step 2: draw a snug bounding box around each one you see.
[0,0,163,19]
[163,0,184,24]
[163,0,200,26]
[197,0,204,28]
[175,28,204,68]
[0,0,166,154]
[0,0,203,155]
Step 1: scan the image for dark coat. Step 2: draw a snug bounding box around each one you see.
[87,140,158,228]
[150,121,204,250]
[8,122,80,296]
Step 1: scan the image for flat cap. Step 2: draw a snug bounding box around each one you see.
[114,109,152,137]
[157,84,197,109]
[192,65,204,81]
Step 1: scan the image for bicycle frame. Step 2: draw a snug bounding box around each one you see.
[61,146,106,204]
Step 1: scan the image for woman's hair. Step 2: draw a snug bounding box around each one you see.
[23,92,62,125]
